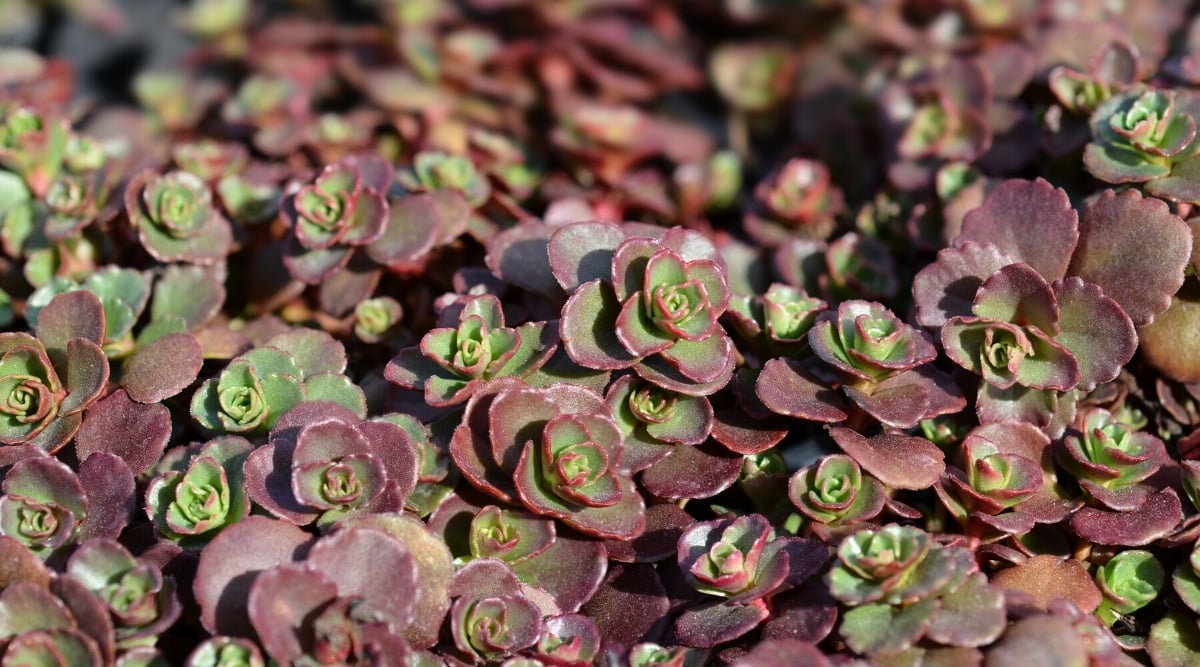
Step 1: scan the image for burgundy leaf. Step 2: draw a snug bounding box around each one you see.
[991,555,1101,613]
[756,359,849,423]
[36,291,105,366]
[337,514,454,648]
[640,440,743,500]
[510,533,607,613]
[912,242,1017,328]
[761,584,838,644]
[604,502,695,564]
[955,178,1078,282]
[675,600,769,647]
[1070,188,1192,326]
[1071,488,1183,546]
[122,332,203,403]
[194,517,314,636]
[579,563,669,655]
[76,453,134,542]
[485,222,564,301]
[306,527,418,629]
[75,389,170,476]
[829,428,945,490]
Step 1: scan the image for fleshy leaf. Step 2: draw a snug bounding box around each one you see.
[1052,278,1136,392]
[955,178,1079,282]
[122,332,203,403]
[829,428,945,491]
[1069,188,1191,326]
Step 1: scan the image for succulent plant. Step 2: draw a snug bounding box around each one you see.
[1094,549,1164,628]
[555,222,735,396]
[243,403,419,527]
[145,436,252,548]
[386,294,556,407]
[0,292,108,452]
[1084,88,1200,203]
[124,170,233,265]
[788,454,885,529]
[828,524,1005,656]
[1058,407,1170,510]
[65,538,181,648]
[450,381,645,540]
[192,329,365,435]
[0,457,87,556]
[283,154,391,284]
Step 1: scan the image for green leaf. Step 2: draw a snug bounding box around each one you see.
[840,599,938,656]
[303,373,367,418]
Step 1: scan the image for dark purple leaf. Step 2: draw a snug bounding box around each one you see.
[731,639,833,667]
[761,584,838,644]
[486,222,565,301]
[579,563,669,656]
[193,517,313,636]
[640,440,743,500]
[122,332,203,403]
[76,389,170,476]
[306,527,418,629]
[604,503,695,564]
[955,178,1078,281]
[0,536,50,590]
[1071,488,1183,546]
[510,534,606,613]
[1070,188,1192,326]
[829,428,945,491]
[36,291,105,367]
[76,453,134,542]
[337,514,454,648]
[675,600,769,647]
[248,564,338,663]
[756,359,849,423]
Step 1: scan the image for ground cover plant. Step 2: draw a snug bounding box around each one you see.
[11,0,1200,664]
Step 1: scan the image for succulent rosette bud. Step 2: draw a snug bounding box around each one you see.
[744,158,843,245]
[605,374,713,471]
[65,538,181,648]
[1094,550,1164,627]
[0,292,108,453]
[192,329,366,435]
[811,300,935,384]
[0,457,86,556]
[726,284,826,358]
[674,514,826,646]
[1059,407,1169,510]
[760,298,962,428]
[354,296,403,343]
[788,454,885,528]
[934,422,1078,539]
[828,524,1005,656]
[449,559,542,664]
[243,404,419,528]
[283,154,391,284]
[185,637,265,667]
[145,436,252,548]
[386,294,556,407]
[399,151,491,208]
[124,169,233,265]
[450,381,645,540]
[556,224,735,396]
[1084,88,1200,202]
[0,106,69,196]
